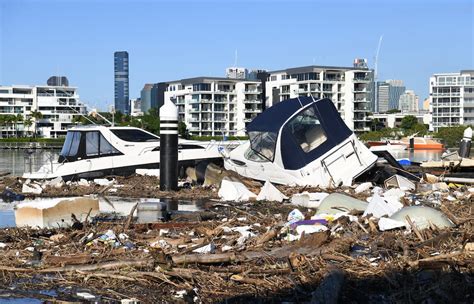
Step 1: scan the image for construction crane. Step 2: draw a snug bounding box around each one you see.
[374,35,384,113]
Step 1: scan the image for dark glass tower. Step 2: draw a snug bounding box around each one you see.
[114,51,129,114]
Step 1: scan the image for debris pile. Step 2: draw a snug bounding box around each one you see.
[0,175,472,303]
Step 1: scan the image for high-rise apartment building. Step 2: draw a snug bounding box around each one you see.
[140,84,153,113]
[429,70,474,131]
[377,80,405,112]
[264,64,374,132]
[163,77,262,137]
[399,90,419,113]
[0,83,86,138]
[114,51,129,115]
[150,62,374,136]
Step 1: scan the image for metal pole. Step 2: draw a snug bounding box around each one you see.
[159,97,179,191]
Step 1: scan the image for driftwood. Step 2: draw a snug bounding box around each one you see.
[172,252,237,265]
[256,229,277,245]
[124,203,138,230]
[37,259,154,273]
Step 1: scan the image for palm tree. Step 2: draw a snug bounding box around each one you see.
[0,115,5,138]
[24,117,33,137]
[4,115,15,138]
[30,110,43,138]
[14,114,23,138]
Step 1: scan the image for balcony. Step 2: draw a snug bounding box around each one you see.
[189,108,200,113]
[244,99,261,104]
[200,99,213,103]
[354,98,370,103]
[214,99,228,103]
[244,88,261,94]
[353,108,369,112]
[354,127,371,132]
[353,77,371,82]
[353,88,370,93]
[244,108,262,113]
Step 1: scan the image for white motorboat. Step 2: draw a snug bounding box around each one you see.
[223,97,378,187]
[23,125,227,180]
[369,143,407,152]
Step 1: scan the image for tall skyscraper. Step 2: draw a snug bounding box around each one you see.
[377,80,405,112]
[114,51,129,114]
[399,90,419,113]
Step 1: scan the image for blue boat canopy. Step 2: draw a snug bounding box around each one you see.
[247,97,353,170]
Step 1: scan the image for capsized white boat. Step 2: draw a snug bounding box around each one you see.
[23,125,228,180]
[223,97,377,187]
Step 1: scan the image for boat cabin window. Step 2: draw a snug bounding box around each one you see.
[60,131,81,158]
[110,129,159,142]
[287,106,327,153]
[248,131,277,162]
[86,131,121,157]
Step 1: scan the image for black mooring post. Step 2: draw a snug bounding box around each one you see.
[458,127,472,158]
[409,137,414,150]
[159,99,178,191]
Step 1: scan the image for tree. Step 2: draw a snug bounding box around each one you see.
[178,121,189,139]
[30,110,43,138]
[4,115,14,138]
[435,126,468,148]
[14,114,23,138]
[24,117,33,137]
[400,115,418,131]
[386,109,401,114]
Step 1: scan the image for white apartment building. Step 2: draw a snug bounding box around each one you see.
[371,112,431,129]
[429,70,474,131]
[0,84,87,138]
[265,65,374,132]
[164,77,262,137]
[399,90,419,113]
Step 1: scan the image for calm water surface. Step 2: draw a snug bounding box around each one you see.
[0,149,59,177]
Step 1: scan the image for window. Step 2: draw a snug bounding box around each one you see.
[270,76,277,81]
[287,106,327,153]
[248,131,277,162]
[111,129,159,142]
[100,134,120,155]
[86,132,99,156]
[60,131,81,157]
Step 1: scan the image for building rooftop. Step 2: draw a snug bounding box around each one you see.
[267,64,372,74]
[165,76,260,85]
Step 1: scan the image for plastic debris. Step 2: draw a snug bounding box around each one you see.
[363,193,403,218]
[291,192,329,208]
[295,224,328,236]
[1,189,25,202]
[316,193,368,215]
[218,178,257,202]
[44,176,64,188]
[136,169,160,177]
[378,217,406,231]
[390,206,454,230]
[93,178,114,186]
[21,183,42,194]
[256,181,288,202]
[15,197,100,228]
[355,182,372,193]
[192,243,216,254]
[76,292,96,300]
[287,209,305,225]
[384,175,416,191]
[0,242,6,249]
[78,179,89,187]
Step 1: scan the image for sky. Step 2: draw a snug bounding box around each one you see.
[0,0,473,111]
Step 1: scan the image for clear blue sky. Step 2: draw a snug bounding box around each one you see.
[1,0,473,111]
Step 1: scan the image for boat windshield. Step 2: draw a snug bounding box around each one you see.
[286,106,327,153]
[111,129,159,142]
[248,131,277,162]
[60,131,81,157]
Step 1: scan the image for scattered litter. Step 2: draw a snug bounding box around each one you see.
[316,193,368,215]
[363,193,403,218]
[378,217,406,231]
[78,179,89,187]
[218,178,257,202]
[355,182,372,193]
[192,243,216,254]
[384,175,416,191]
[287,209,305,225]
[93,178,114,186]
[256,181,288,202]
[291,192,329,208]
[22,183,42,195]
[76,292,96,300]
[390,206,454,230]
[136,169,160,177]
